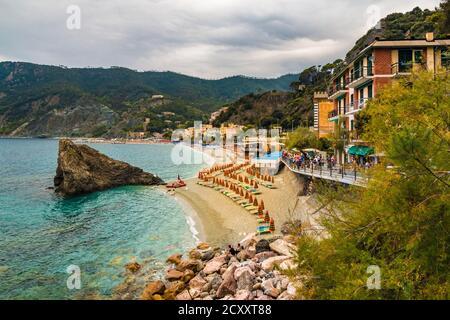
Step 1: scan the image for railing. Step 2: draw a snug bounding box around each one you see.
[345,98,369,114]
[346,102,355,114]
[357,97,368,109]
[391,62,426,75]
[281,155,368,186]
[350,66,373,83]
[328,78,350,96]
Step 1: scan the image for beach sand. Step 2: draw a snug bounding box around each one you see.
[171,165,311,247]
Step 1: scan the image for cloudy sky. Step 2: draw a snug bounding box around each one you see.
[0,0,442,78]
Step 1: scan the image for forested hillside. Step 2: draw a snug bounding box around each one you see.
[0,62,296,137]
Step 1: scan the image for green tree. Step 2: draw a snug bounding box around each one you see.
[291,71,450,299]
[285,127,319,150]
[330,117,348,164]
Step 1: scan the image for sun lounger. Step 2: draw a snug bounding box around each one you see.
[257,225,271,234]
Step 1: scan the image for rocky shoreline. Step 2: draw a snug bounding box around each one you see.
[131,233,302,300]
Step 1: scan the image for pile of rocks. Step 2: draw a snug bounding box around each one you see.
[140,234,300,300]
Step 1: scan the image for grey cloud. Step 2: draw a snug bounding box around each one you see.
[0,0,442,78]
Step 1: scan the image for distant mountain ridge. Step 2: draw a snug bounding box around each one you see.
[0,61,297,137]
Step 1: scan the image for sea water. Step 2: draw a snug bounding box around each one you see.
[0,139,205,299]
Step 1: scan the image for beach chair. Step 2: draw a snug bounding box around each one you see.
[257,225,271,235]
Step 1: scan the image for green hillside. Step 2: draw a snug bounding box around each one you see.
[0,62,297,137]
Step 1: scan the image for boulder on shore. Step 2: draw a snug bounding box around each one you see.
[54,139,164,196]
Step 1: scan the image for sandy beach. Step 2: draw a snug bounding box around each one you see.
[170,165,312,247]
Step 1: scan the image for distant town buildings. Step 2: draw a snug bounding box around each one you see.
[210,107,229,123]
[143,118,150,131]
[127,131,146,139]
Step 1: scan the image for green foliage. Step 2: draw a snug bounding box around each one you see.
[0,62,297,136]
[214,61,343,129]
[437,0,450,34]
[91,125,109,137]
[346,4,448,62]
[292,71,450,299]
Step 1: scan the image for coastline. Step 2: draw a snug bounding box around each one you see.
[170,165,312,248]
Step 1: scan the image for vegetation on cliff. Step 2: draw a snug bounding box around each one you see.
[346,3,450,63]
[214,61,341,129]
[291,71,450,299]
[0,62,296,136]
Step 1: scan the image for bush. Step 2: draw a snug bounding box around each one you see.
[292,71,450,299]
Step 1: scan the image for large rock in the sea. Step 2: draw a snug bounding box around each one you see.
[54,139,164,195]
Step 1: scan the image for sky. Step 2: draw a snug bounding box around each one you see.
[0,0,442,79]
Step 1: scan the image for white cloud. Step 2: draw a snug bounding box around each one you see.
[0,0,442,78]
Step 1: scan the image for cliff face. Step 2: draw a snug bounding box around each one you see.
[54,139,164,196]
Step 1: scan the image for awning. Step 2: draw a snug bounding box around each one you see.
[348,145,374,156]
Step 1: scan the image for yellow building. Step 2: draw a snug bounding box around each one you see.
[313,92,335,138]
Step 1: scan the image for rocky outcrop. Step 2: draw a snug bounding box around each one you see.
[54,139,164,195]
[131,236,301,301]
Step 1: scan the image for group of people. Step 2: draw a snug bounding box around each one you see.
[282,150,336,171]
[349,156,373,170]
[283,150,375,172]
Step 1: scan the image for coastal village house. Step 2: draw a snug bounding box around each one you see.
[324,32,450,163]
[313,91,334,138]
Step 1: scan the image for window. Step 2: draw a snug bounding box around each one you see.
[359,88,364,99]
[367,54,373,76]
[368,84,373,99]
[442,47,450,68]
[350,120,354,131]
[414,50,424,64]
[399,49,413,72]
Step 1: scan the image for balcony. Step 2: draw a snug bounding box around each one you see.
[345,98,368,116]
[328,80,349,100]
[391,62,426,76]
[348,66,373,88]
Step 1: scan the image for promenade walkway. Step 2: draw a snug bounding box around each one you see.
[281,157,368,187]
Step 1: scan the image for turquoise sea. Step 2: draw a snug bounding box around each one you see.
[0,139,205,299]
